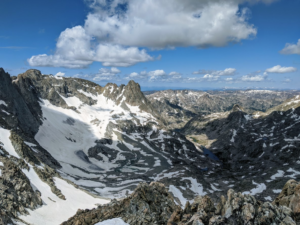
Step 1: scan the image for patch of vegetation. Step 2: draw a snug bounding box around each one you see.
[190,137,200,143]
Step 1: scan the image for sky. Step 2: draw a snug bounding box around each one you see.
[0,0,299,90]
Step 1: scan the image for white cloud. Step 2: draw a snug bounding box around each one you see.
[241,74,266,82]
[189,68,236,82]
[148,70,166,77]
[185,74,219,83]
[28,0,278,68]
[225,77,233,81]
[283,78,291,83]
[169,71,181,76]
[125,69,181,82]
[265,65,297,73]
[280,39,300,55]
[193,68,236,76]
[28,26,153,68]
[93,67,121,81]
[55,72,65,77]
[84,1,257,49]
[203,74,219,81]
[245,0,278,4]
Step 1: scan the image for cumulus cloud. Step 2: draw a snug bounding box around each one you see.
[225,77,233,81]
[241,74,267,82]
[202,74,219,81]
[193,68,236,76]
[93,67,121,81]
[84,0,257,48]
[185,74,219,83]
[265,65,297,73]
[55,72,65,77]
[280,39,300,55]
[125,69,181,82]
[28,26,153,68]
[189,68,236,82]
[245,0,278,4]
[28,0,277,69]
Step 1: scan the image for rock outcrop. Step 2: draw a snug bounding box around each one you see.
[63,180,300,225]
[169,189,295,225]
[62,182,177,225]
[0,68,40,135]
[273,179,300,221]
[0,156,43,220]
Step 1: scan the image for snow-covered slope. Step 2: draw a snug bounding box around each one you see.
[2,68,300,224]
[0,68,223,224]
[0,126,109,225]
[18,167,109,225]
[28,76,217,201]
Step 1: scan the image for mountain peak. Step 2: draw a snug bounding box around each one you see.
[18,69,43,81]
[127,79,141,90]
[231,104,244,112]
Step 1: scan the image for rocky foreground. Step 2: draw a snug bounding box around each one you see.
[63,180,300,225]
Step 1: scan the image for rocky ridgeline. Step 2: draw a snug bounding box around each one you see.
[146,89,300,129]
[62,181,300,225]
[62,182,177,225]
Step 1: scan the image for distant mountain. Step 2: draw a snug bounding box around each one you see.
[146,89,300,129]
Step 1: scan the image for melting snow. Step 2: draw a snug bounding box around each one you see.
[94,219,129,225]
[169,185,187,208]
[18,164,109,225]
[271,170,284,180]
[264,196,272,201]
[242,181,266,195]
[0,127,20,158]
[230,130,237,142]
[0,100,8,106]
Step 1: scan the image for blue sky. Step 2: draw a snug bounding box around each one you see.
[1,0,299,90]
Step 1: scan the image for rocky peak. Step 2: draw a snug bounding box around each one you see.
[0,68,40,135]
[231,104,244,112]
[201,92,211,100]
[123,80,146,106]
[101,80,160,119]
[17,69,43,82]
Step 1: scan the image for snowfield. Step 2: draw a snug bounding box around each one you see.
[17,164,109,225]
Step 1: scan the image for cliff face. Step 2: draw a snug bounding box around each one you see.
[0,68,40,135]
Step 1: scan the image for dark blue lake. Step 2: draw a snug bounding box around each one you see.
[201,146,220,161]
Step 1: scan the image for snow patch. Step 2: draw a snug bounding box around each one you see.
[0,100,8,107]
[94,219,129,225]
[169,185,187,208]
[242,181,266,195]
[0,127,20,158]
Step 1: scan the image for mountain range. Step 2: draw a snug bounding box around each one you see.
[0,68,300,224]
